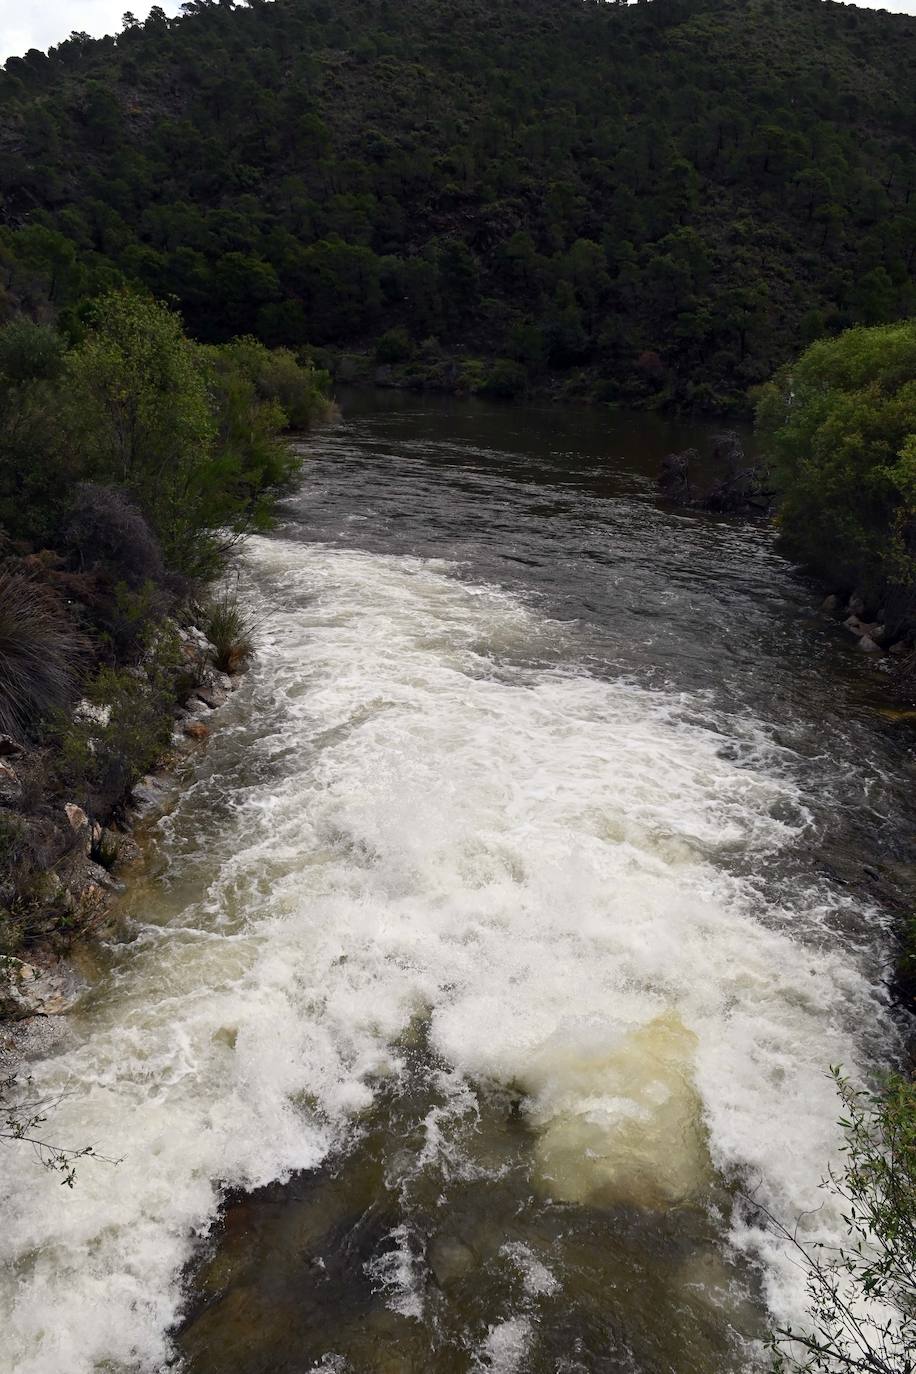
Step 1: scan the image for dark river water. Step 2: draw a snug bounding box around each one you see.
[1,395,912,1374]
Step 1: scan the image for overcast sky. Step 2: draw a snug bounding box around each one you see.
[1,0,915,63]
[0,2,182,62]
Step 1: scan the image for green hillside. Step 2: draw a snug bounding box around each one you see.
[1,0,915,410]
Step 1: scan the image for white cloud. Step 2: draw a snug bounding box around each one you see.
[0,2,181,62]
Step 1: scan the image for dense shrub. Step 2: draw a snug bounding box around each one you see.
[0,803,73,952]
[31,294,331,581]
[0,571,84,738]
[375,328,413,365]
[54,627,183,812]
[755,321,916,620]
[212,337,331,430]
[202,343,297,543]
[63,292,218,577]
[481,359,529,399]
[66,484,165,588]
[0,320,65,384]
[0,320,69,543]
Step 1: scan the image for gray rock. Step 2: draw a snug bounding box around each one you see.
[64,803,91,855]
[65,802,89,832]
[0,734,23,757]
[3,957,86,1017]
[844,615,868,636]
[85,861,124,893]
[857,635,881,653]
[194,685,227,710]
[132,773,170,814]
[847,592,866,617]
[820,594,839,614]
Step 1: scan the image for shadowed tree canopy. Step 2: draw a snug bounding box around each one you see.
[0,0,915,411]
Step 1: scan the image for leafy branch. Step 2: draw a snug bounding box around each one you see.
[747,1069,916,1373]
[1,1072,120,1187]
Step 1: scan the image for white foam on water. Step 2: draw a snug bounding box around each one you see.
[0,540,893,1372]
[500,1242,561,1298]
[364,1224,425,1321]
[472,1316,533,1372]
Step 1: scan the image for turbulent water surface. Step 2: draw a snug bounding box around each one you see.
[1,395,912,1374]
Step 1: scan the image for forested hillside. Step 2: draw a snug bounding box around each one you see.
[1,0,915,410]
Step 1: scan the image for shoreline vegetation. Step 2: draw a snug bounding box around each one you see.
[0,290,332,1017]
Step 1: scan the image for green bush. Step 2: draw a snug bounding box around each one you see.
[375,327,413,365]
[755,320,916,615]
[0,320,70,543]
[480,358,528,399]
[63,292,218,576]
[211,336,332,430]
[0,571,85,738]
[54,625,182,811]
[52,295,330,581]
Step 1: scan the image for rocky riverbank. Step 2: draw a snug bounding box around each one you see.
[0,617,247,1024]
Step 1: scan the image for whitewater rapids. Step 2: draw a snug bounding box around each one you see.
[0,528,896,1373]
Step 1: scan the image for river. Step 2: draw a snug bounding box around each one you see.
[1,395,911,1374]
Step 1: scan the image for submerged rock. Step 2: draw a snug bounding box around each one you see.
[526,1012,712,1211]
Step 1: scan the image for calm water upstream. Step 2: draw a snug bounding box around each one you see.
[1,395,913,1374]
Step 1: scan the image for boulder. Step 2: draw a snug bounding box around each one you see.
[820,594,839,615]
[3,956,86,1017]
[65,802,89,833]
[194,685,227,710]
[857,635,881,653]
[183,720,210,741]
[0,734,23,757]
[64,803,92,854]
[847,592,866,617]
[844,615,868,636]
